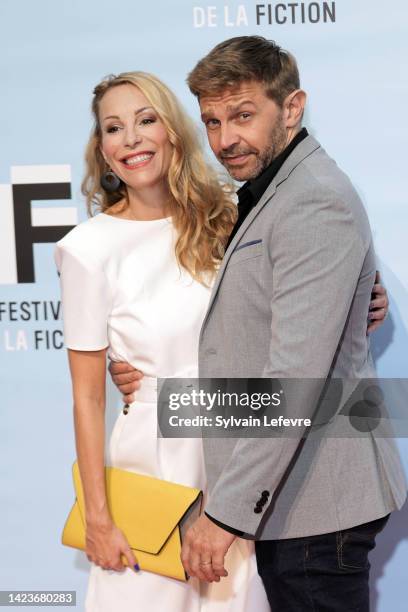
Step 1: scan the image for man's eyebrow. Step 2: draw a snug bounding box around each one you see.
[200,111,213,122]
[226,100,257,113]
[102,106,153,122]
[200,100,257,122]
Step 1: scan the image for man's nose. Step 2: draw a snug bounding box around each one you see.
[219,123,239,152]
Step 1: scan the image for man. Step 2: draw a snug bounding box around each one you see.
[110,37,404,610]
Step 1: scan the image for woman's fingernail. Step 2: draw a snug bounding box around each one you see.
[134,563,140,572]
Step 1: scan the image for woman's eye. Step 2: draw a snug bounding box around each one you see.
[106,125,121,134]
[140,117,156,125]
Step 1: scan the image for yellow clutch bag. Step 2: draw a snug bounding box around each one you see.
[62,461,203,581]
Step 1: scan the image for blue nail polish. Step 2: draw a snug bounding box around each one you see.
[134,563,140,572]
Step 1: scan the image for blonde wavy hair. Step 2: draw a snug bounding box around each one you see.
[81,71,237,281]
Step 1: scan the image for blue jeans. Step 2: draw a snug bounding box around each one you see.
[255,514,390,611]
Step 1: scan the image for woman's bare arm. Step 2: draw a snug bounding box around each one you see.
[68,348,139,572]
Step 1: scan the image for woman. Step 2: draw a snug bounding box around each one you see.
[55,71,270,611]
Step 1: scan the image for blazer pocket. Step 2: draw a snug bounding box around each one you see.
[228,242,263,267]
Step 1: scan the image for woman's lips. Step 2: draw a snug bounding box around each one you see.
[120,152,154,169]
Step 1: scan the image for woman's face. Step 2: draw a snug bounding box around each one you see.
[99,83,173,194]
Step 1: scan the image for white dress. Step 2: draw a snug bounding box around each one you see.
[55,213,269,612]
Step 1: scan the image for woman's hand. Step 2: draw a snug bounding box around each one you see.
[86,518,139,572]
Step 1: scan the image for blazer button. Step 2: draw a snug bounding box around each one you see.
[254,507,262,514]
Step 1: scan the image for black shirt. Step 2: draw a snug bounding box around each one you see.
[205,128,309,537]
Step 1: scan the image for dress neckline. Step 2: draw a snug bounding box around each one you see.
[101,212,172,224]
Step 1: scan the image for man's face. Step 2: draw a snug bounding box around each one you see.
[199,80,288,181]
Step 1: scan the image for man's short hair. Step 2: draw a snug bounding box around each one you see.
[187,36,300,107]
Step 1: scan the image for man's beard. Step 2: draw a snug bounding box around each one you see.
[220,115,288,182]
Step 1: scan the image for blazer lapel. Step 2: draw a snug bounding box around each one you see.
[201,135,321,330]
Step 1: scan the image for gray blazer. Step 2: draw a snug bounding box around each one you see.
[199,135,407,539]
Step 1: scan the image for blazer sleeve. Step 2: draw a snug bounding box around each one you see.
[55,243,111,351]
[204,187,368,535]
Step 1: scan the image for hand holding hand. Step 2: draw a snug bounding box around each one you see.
[181,515,235,583]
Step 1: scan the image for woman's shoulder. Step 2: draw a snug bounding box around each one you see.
[55,213,115,266]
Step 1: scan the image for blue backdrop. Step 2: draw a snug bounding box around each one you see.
[1,1,407,609]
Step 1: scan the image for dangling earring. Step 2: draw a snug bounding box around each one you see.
[100,169,121,193]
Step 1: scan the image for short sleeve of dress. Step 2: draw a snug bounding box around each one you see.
[54,243,111,350]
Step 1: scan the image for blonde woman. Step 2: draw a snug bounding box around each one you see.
[55,72,270,611]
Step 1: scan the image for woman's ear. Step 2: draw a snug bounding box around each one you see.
[99,144,108,166]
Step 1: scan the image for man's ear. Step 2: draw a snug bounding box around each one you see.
[284,89,307,128]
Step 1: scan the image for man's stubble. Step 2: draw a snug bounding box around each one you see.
[223,111,288,182]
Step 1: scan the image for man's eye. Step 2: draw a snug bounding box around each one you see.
[239,112,251,120]
[205,119,220,129]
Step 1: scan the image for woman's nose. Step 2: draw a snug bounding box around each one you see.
[124,126,142,148]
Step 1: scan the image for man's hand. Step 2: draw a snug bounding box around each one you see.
[181,514,235,583]
[367,271,389,333]
[108,360,143,404]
